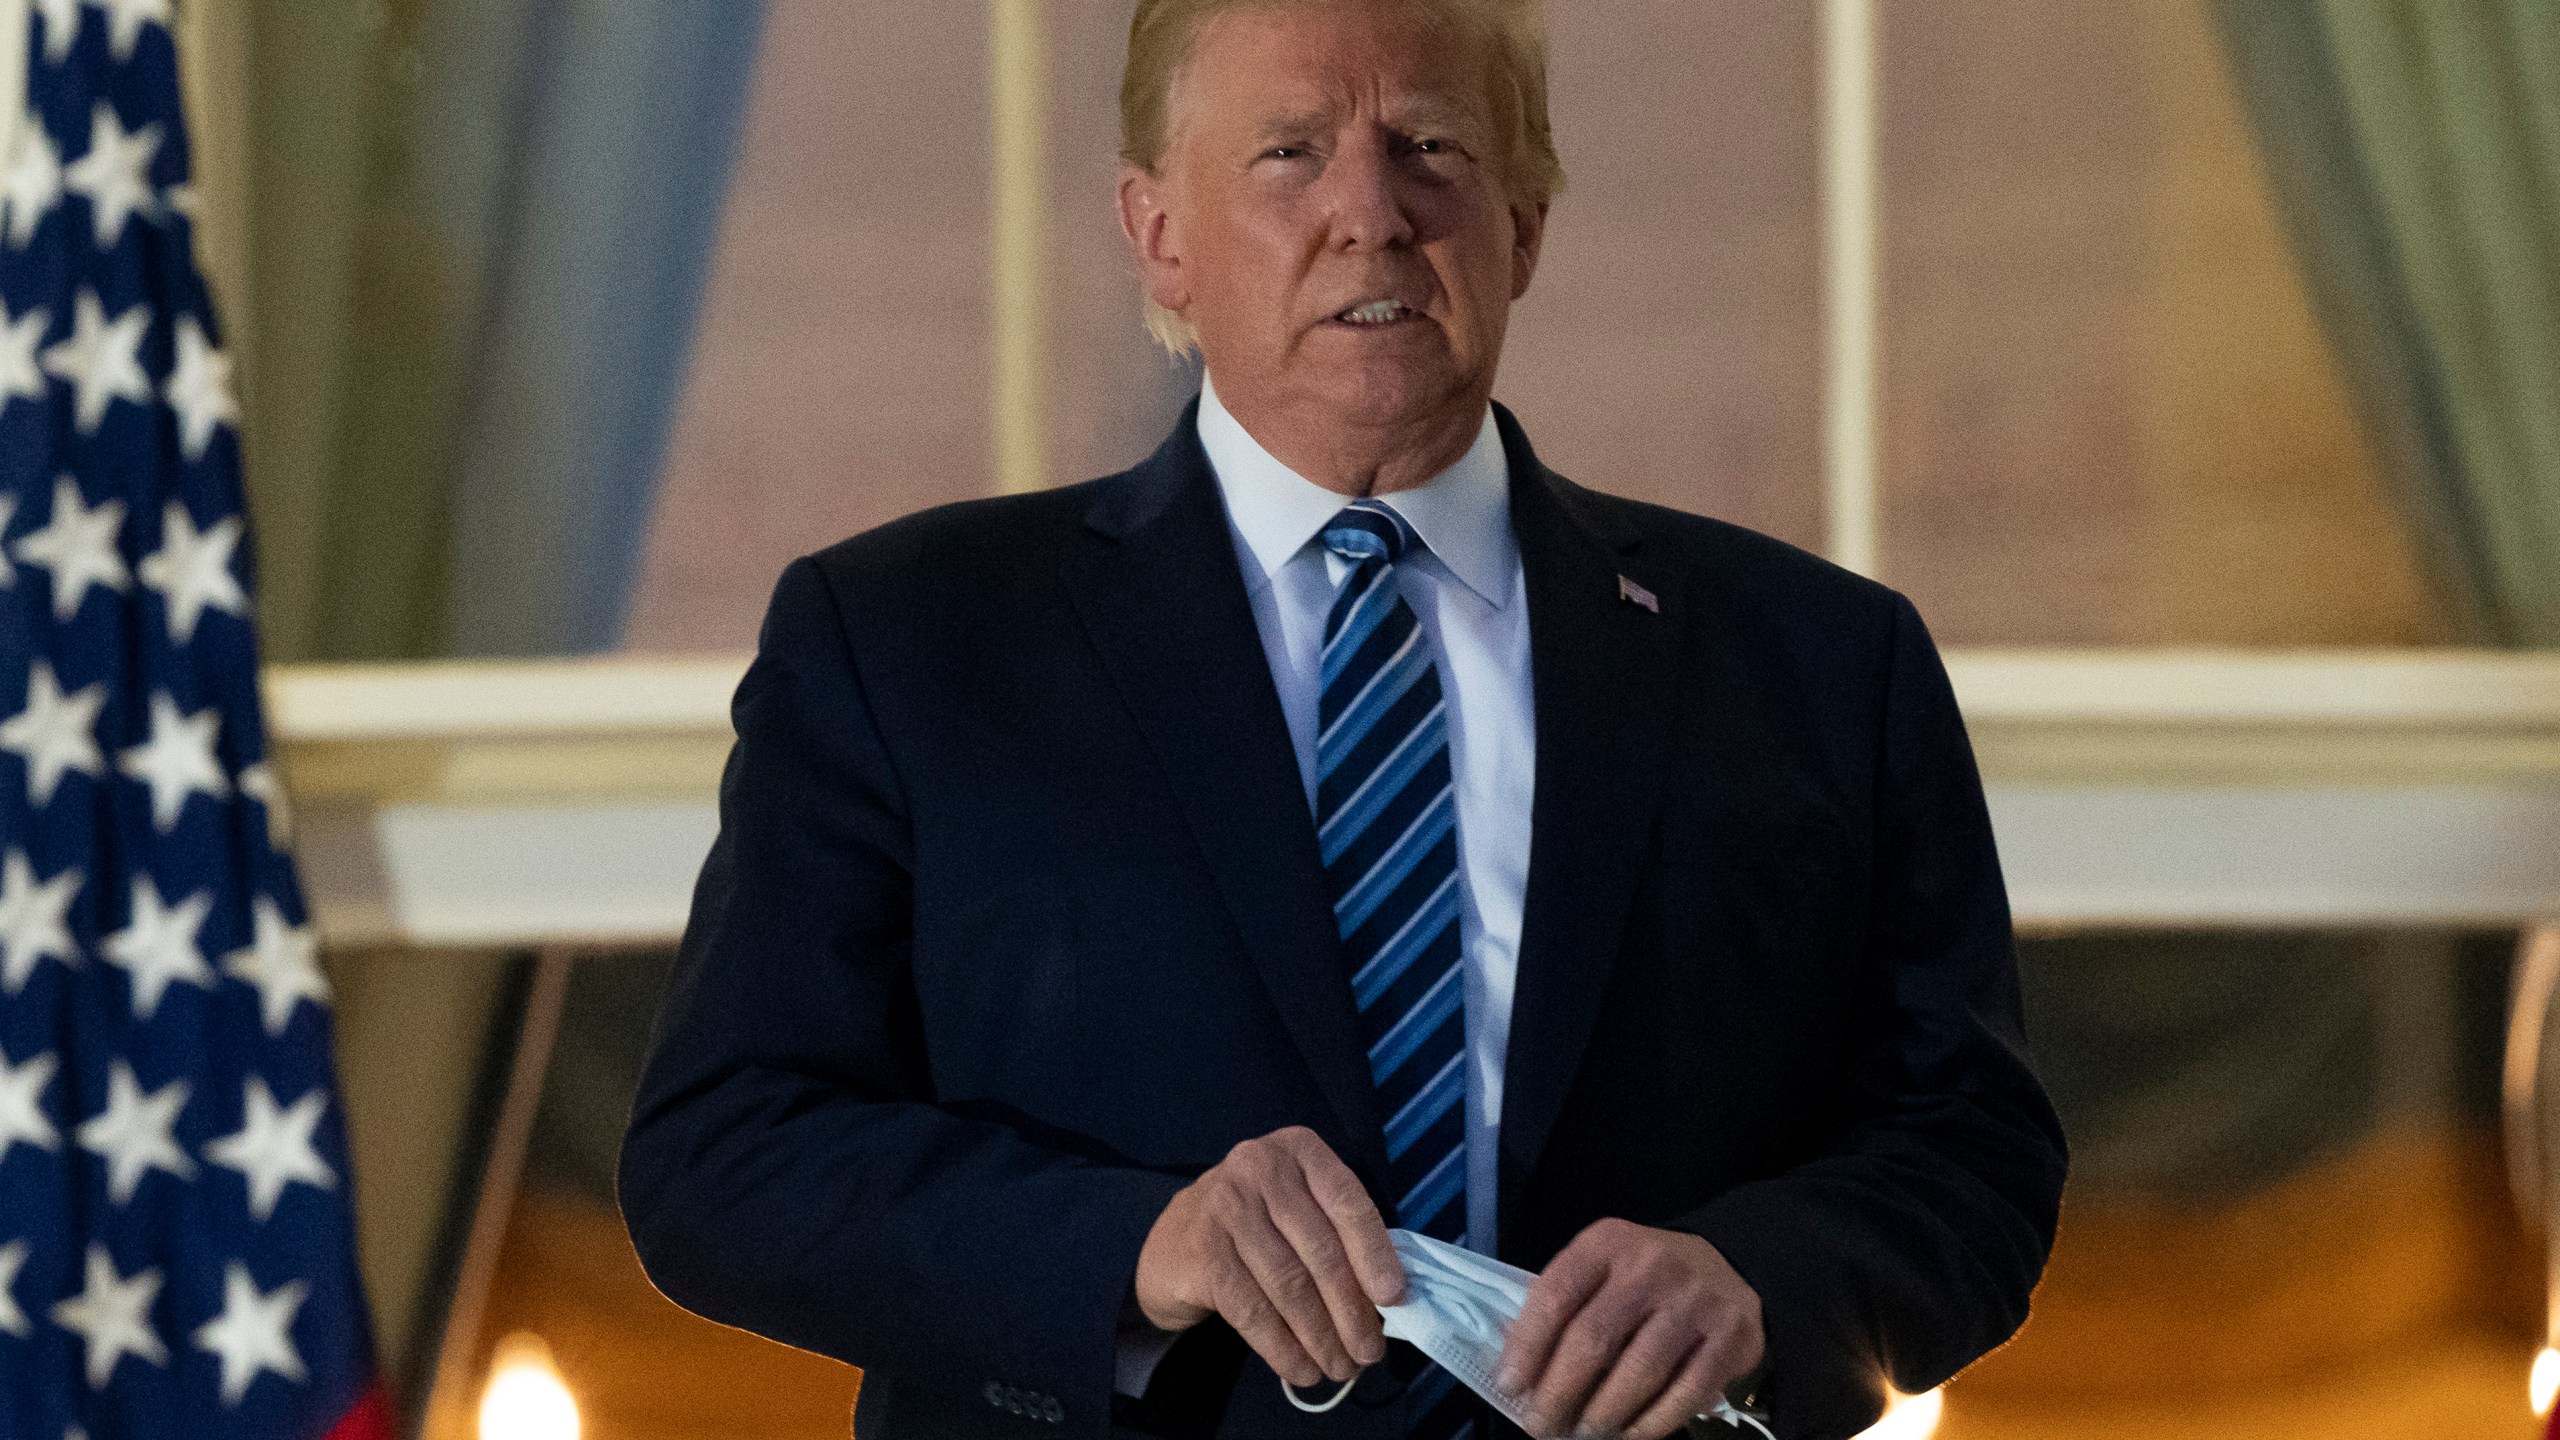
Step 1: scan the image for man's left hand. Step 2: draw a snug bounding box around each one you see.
[1493,1218,1765,1440]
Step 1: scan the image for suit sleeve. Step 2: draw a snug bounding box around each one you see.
[1670,592,2068,1440]
[618,555,1188,1438]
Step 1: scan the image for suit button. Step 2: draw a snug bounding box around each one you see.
[984,1381,1007,1409]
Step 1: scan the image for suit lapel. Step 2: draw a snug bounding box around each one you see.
[1494,406,1687,1236]
[1060,411,1390,1182]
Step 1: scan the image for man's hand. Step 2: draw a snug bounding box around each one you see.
[1133,1126,1407,1389]
[1495,1218,1765,1440]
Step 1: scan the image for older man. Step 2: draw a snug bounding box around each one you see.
[618,3,2066,1439]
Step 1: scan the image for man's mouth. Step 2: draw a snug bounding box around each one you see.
[1335,300,1417,326]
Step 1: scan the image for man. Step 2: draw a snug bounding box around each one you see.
[619,2,2066,1437]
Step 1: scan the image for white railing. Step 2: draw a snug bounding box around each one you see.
[268,648,2560,948]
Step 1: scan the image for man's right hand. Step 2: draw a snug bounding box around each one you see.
[1133,1125,1408,1389]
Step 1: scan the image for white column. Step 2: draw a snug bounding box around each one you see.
[990,0,1051,496]
[1821,0,1882,578]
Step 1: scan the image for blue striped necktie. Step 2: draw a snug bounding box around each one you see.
[1316,501,1476,1440]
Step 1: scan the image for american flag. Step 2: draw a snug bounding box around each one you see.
[0,3,390,1437]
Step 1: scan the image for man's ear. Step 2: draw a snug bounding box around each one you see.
[1119,164,1191,315]
[1510,198,1550,302]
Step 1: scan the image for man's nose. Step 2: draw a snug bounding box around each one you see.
[1319,137,1418,251]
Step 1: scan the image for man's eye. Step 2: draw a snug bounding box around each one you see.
[1264,146,1310,161]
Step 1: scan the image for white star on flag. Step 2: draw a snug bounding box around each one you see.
[139,500,247,643]
[34,0,82,61]
[237,760,293,848]
[101,876,213,1019]
[50,1244,168,1388]
[118,689,230,830]
[223,895,326,1035]
[87,0,172,62]
[206,1076,337,1222]
[0,1238,29,1338]
[38,288,148,432]
[164,315,238,461]
[12,474,129,619]
[0,848,83,993]
[76,1060,195,1204]
[0,1044,61,1160]
[1,115,62,247]
[1,657,108,804]
[0,303,46,410]
[14,0,386,1419]
[61,101,161,248]
[194,1262,311,1405]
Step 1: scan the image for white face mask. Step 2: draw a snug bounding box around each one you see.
[1282,1228,1774,1438]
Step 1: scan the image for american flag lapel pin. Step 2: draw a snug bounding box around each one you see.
[1618,574,1660,614]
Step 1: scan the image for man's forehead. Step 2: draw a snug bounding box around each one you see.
[1178,5,1495,135]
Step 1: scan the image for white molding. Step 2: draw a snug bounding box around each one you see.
[1992,784,2560,928]
[267,655,743,740]
[267,651,2560,946]
[1947,649,2560,724]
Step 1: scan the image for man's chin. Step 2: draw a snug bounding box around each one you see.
[1301,357,1477,435]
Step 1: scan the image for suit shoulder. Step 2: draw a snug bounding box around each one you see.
[799,475,1113,595]
[1567,482,1905,634]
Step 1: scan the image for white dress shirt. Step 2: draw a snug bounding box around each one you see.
[1198,374,1535,1259]
[1115,380,1537,1397]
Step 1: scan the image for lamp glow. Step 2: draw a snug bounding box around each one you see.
[1852,1386,1945,1440]
[2531,1346,2560,1417]
[478,1333,581,1440]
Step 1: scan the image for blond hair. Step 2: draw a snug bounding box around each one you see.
[1120,0,1565,353]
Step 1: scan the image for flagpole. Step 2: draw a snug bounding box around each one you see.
[416,948,576,1440]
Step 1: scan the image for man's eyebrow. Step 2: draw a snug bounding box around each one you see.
[1386,94,1484,135]
[1250,111,1337,143]
[1245,95,1488,146]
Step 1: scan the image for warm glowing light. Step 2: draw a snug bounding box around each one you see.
[2531,1346,2560,1417]
[478,1333,581,1440]
[1853,1386,1946,1440]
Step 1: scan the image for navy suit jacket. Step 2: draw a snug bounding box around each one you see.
[618,403,2067,1440]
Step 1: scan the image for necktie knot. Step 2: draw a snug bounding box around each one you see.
[1323,500,1418,565]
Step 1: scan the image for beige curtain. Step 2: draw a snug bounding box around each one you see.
[2214,0,2560,645]
[193,0,765,662]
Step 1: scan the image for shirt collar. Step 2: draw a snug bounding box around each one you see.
[1196,373,1516,609]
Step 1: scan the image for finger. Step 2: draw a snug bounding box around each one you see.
[1496,1237,1608,1400]
[1208,1239,1328,1388]
[1228,1189,1360,1380]
[1573,1309,1700,1439]
[1299,1139,1405,1307]
[1521,1276,1650,1439]
[1265,1155,1388,1366]
[1622,1341,1725,1440]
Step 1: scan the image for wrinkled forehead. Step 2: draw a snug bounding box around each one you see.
[1164,3,1501,148]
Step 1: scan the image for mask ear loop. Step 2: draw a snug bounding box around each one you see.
[1281,1373,1362,1413]
[1705,1398,1778,1438]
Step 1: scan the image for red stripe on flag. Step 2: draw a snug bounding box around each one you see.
[2548,1401,2560,1440]
[324,1386,399,1440]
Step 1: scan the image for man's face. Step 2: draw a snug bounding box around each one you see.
[1123,2,1545,440]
